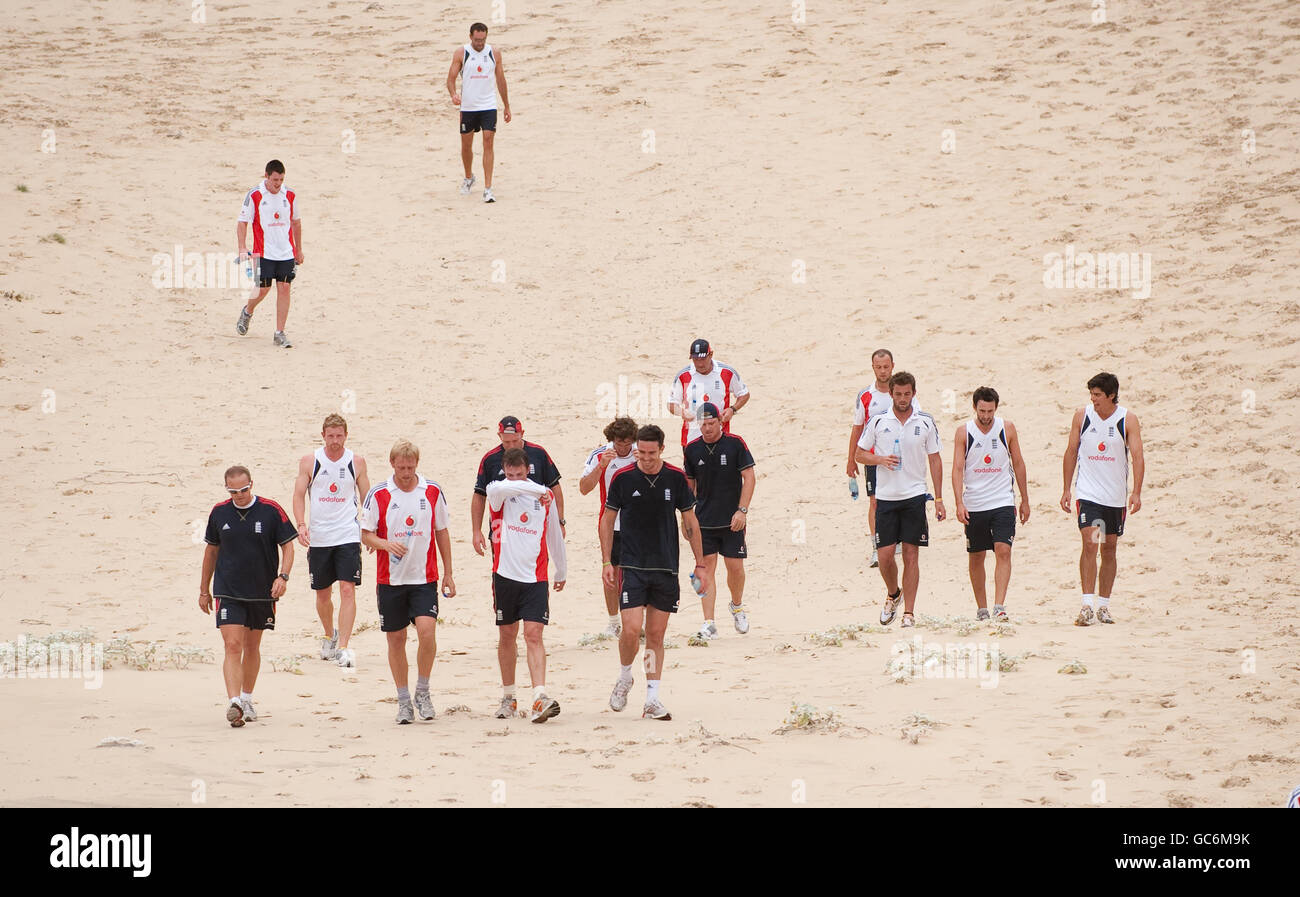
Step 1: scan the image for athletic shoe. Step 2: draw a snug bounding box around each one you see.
[869,546,879,568]
[880,590,903,625]
[1074,606,1095,627]
[993,605,1009,623]
[602,619,622,638]
[609,674,634,712]
[530,697,561,723]
[459,175,476,194]
[236,307,251,336]
[494,696,518,719]
[900,613,915,629]
[483,188,495,203]
[976,607,990,621]
[240,698,258,722]
[697,621,719,640]
[337,647,355,668]
[730,604,750,634]
[226,701,244,728]
[273,330,292,348]
[642,699,672,721]
[1096,606,1114,624]
[414,691,435,721]
[321,633,339,661]
[396,699,414,724]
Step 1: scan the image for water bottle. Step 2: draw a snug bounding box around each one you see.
[689,572,705,597]
[242,253,254,285]
[391,530,414,566]
[848,476,859,500]
[892,437,901,471]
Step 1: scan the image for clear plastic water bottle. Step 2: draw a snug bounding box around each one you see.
[848,476,859,500]
[391,530,414,566]
[689,572,705,596]
[892,436,902,470]
[242,253,254,285]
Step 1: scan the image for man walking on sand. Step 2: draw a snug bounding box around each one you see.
[447,22,512,203]
[235,159,303,347]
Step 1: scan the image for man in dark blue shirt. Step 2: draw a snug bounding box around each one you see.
[199,465,296,728]
[470,415,565,556]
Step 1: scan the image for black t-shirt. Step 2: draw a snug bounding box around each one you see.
[604,463,695,573]
[204,497,297,600]
[683,433,756,528]
[474,441,561,495]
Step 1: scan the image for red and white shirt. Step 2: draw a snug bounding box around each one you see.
[670,361,748,445]
[237,180,300,261]
[360,476,449,586]
[486,479,566,584]
[853,385,921,426]
[581,442,637,531]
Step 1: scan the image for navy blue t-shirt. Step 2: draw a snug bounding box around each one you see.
[604,463,695,573]
[683,433,756,527]
[474,441,561,495]
[204,497,296,600]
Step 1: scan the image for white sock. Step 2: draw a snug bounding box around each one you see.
[229,696,241,706]
[620,664,633,679]
[533,685,547,701]
[1081,594,1095,609]
[503,685,515,698]
[1096,595,1110,607]
[703,619,714,628]
[646,680,660,701]
[239,691,252,702]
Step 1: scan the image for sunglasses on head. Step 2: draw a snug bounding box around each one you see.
[226,484,252,494]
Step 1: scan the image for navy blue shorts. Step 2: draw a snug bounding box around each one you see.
[377,583,439,632]
[257,257,295,287]
[308,542,362,590]
[701,526,747,559]
[493,573,549,625]
[1077,500,1126,538]
[874,495,929,548]
[619,568,679,614]
[215,598,276,630]
[964,506,1015,553]
[460,109,497,133]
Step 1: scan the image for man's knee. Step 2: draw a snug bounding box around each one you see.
[993,544,1012,560]
[522,625,544,648]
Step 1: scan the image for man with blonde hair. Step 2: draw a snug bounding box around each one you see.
[293,414,370,668]
[361,440,455,724]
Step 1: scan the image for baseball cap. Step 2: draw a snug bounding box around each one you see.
[498,415,523,435]
[697,402,720,420]
[690,338,710,358]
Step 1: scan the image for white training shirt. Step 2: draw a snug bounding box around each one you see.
[487,478,567,584]
[1075,405,1129,508]
[461,43,497,111]
[582,442,637,532]
[670,361,749,445]
[853,385,921,426]
[858,406,941,501]
[360,476,450,586]
[308,447,360,547]
[237,180,300,261]
[962,418,1015,512]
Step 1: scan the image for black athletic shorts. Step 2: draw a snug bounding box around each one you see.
[701,526,747,559]
[215,597,276,630]
[257,257,296,287]
[874,495,929,548]
[308,542,362,590]
[460,109,497,133]
[1077,499,1126,538]
[377,583,439,632]
[964,506,1015,553]
[610,530,622,567]
[493,573,549,626]
[619,568,680,614]
[865,465,878,497]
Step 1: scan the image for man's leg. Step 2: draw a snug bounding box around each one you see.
[386,628,408,690]
[522,621,546,688]
[244,284,272,315]
[868,495,878,540]
[992,543,1012,606]
[900,543,920,614]
[969,551,988,609]
[602,570,619,617]
[275,280,291,332]
[1098,535,1119,599]
[316,587,335,640]
[723,556,746,608]
[498,622,519,687]
[241,628,264,693]
[336,582,356,650]
[877,542,899,593]
[414,616,437,679]
[221,624,246,698]
[643,607,670,682]
[461,132,475,179]
[700,552,720,624]
[482,129,495,189]
[618,607,644,667]
[1079,528,1100,595]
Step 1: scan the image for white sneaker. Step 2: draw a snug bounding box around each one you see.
[460,174,476,194]
[730,604,749,634]
[483,187,496,203]
[609,674,634,712]
[336,647,355,668]
[321,633,338,661]
[602,619,622,638]
[697,622,719,640]
[240,698,258,722]
[642,699,671,721]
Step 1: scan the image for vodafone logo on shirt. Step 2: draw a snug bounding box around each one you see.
[983,454,992,464]
[519,512,529,523]
[1086,441,1117,462]
[329,482,338,493]
[405,516,415,527]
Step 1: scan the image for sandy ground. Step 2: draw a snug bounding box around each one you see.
[1,0,1298,807]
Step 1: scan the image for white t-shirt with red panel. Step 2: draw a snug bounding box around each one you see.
[853,385,921,426]
[670,361,749,445]
[581,442,637,532]
[360,476,449,586]
[237,180,300,261]
[486,478,567,584]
